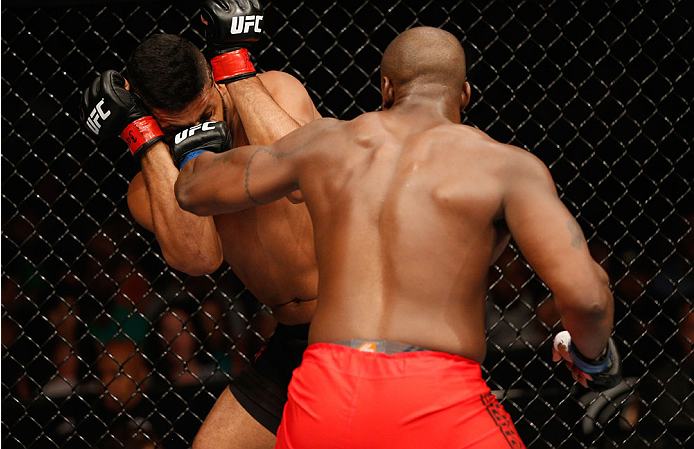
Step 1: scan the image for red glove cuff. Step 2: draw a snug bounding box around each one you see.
[120,116,164,156]
[210,49,256,84]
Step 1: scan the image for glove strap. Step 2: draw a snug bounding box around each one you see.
[210,49,256,84]
[179,150,209,170]
[569,341,611,374]
[120,116,164,157]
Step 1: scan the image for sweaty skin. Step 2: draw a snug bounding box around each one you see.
[176,27,613,369]
[128,71,320,325]
[176,110,613,363]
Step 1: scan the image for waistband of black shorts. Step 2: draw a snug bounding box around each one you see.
[332,339,430,354]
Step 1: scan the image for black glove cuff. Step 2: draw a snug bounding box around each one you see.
[170,121,233,169]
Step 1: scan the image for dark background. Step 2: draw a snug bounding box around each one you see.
[2,1,692,448]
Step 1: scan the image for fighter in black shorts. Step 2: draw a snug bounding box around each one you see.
[229,323,309,433]
[80,1,320,447]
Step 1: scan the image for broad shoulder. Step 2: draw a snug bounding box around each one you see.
[343,111,398,136]
[438,123,500,145]
[499,141,553,183]
[279,116,343,147]
[428,124,551,184]
[257,70,306,95]
[423,123,508,157]
[257,70,320,123]
[479,136,555,190]
[456,125,545,167]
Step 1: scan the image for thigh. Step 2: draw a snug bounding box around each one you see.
[193,388,276,449]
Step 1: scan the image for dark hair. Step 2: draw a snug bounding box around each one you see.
[127,34,212,112]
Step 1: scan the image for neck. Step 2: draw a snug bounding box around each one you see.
[389,96,460,125]
[388,84,461,123]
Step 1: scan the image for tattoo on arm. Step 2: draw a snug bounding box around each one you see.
[568,219,585,249]
[211,145,296,205]
[208,122,336,204]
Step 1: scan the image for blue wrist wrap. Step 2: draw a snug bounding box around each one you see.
[568,342,611,374]
[179,150,209,169]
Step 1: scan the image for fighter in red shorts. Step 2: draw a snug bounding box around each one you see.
[174,26,621,448]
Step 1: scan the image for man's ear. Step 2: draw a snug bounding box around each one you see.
[460,81,471,111]
[381,76,394,110]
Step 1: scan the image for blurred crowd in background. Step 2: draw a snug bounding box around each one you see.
[3,209,692,448]
[2,1,691,448]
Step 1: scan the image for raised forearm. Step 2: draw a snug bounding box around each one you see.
[139,142,223,275]
[225,77,302,145]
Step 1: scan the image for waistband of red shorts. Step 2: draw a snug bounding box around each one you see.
[302,342,483,378]
[332,339,430,354]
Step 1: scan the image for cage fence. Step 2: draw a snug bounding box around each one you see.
[2,1,692,448]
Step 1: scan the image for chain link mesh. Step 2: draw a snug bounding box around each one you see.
[2,1,692,448]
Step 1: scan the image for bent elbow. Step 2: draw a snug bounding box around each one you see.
[580,292,612,320]
[162,250,224,276]
[174,179,193,213]
[174,177,206,216]
[556,290,612,326]
[182,259,224,276]
[555,262,613,320]
[588,262,613,314]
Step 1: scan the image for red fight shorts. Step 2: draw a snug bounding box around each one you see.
[274,343,525,449]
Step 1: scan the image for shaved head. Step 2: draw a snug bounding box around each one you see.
[381,27,467,100]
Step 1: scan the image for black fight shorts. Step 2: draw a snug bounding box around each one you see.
[228,322,309,434]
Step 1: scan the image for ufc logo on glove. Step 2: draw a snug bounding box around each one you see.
[85,98,111,135]
[174,122,218,144]
[230,15,263,34]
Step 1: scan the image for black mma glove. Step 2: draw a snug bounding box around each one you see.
[170,121,233,169]
[81,69,164,159]
[569,337,623,392]
[200,0,264,84]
